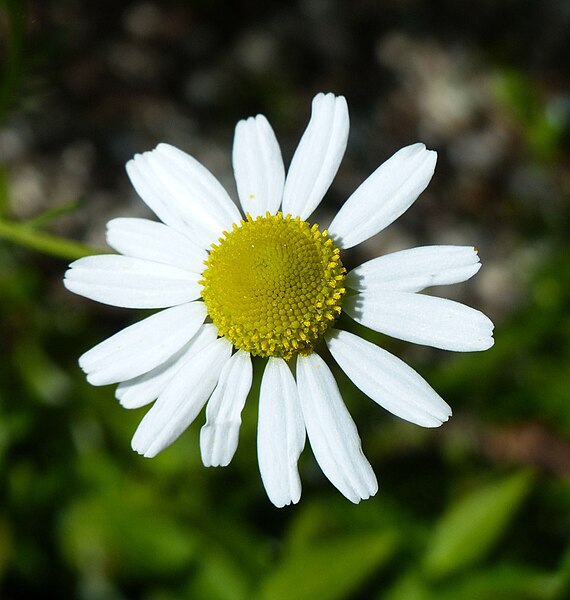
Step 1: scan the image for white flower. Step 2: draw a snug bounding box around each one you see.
[64,93,494,507]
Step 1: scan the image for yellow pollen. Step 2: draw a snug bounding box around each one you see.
[200,212,346,360]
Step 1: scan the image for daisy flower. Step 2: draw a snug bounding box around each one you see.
[64,93,494,507]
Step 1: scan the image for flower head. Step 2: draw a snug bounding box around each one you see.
[64,93,494,507]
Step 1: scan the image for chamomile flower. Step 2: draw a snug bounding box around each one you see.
[64,93,494,507]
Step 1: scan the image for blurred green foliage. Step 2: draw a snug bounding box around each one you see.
[494,70,566,163]
[2,0,570,598]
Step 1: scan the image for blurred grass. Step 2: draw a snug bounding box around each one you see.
[1,0,570,599]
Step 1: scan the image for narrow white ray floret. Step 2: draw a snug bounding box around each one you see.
[116,324,218,409]
[132,336,232,458]
[106,217,208,272]
[78,302,207,386]
[282,92,349,220]
[64,91,495,507]
[233,114,285,218]
[326,329,452,427]
[328,143,437,249]
[201,349,253,467]
[257,357,306,507]
[296,352,378,503]
[344,291,495,351]
[346,245,481,293]
[64,254,202,309]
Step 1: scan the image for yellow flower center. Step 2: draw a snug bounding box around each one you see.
[200,212,346,360]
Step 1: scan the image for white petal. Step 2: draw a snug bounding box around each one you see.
[296,353,377,503]
[257,357,306,507]
[344,290,495,351]
[116,324,218,409]
[79,302,207,386]
[152,144,241,241]
[282,93,349,220]
[233,115,285,217]
[346,245,481,293]
[106,218,207,273]
[200,350,253,467]
[64,255,201,309]
[130,144,240,248]
[132,337,232,457]
[126,155,191,233]
[326,329,452,427]
[328,143,437,249]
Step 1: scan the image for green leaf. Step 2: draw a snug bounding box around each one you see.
[59,477,199,579]
[189,546,251,600]
[285,501,338,553]
[285,495,416,556]
[438,564,561,600]
[63,499,198,577]
[258,531,398,600]
[381,570,434,600]
[423,471,533,579]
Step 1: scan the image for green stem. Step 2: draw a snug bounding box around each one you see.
[0,219,106,260]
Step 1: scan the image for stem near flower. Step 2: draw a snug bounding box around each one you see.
[0,219,106,260]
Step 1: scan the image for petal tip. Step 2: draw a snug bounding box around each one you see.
[125,157,137,173]
[408,142,437,166]
[312,91,326,103]
[335,93,348,106]
[269,492,301,509]
[131,436,156,458]
[436,410,452,427]
[155,142,174,153]
[350,482,378,504]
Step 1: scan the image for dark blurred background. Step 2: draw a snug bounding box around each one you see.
[1,0,569,598]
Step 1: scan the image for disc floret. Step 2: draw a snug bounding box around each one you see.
[200,212,346,360]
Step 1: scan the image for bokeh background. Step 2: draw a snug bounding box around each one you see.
[1,0,570,598]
